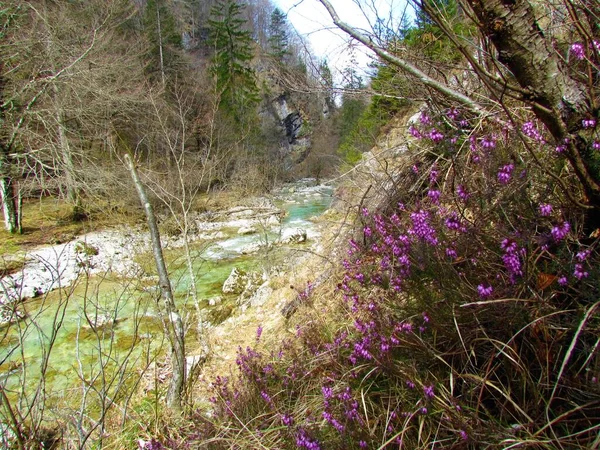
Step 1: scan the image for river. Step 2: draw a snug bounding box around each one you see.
[0,180,333,409]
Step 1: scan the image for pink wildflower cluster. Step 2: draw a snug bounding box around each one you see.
[570,42,585,60]
[203,106,597,450]
[522,121,544,142]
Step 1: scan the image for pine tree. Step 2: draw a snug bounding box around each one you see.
[268,8,289,62]
[319,59,335,111]
[208,0,259,123]
[143,0,182,86]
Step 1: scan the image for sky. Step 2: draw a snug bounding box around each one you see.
[274,0,415,83]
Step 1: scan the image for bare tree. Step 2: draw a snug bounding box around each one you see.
[124,153,186,411]
[317,0,600,218]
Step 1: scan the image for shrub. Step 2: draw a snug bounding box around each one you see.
[179,106,600,449]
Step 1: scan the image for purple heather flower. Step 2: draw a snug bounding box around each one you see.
[323,411,345,433]
[138,439,164,450]
[420,112,432,125]
[582,118,597,129]
[281,414,294,426]
[409,209,438,245]
[555,143,567,153]
[477,284,493,298]
[447,108,460,120]
[260,391,272,404]
[256,325,263,340]
[409,125,422,139]
[593,141,600,150]
[551,221,570,241]
[446,247,457,259]
[481,136,496,149]
[558,276,568,286]
[359,441,368,449]
[498,163,514,184]
[457,185,470,201]
[423,384,435,399]
[428,129,444,142]
[445,212,463,231]
[522,121,544,142]
[574,263,589,279]
[430,169,439,183]
[420,407,428,415]
[296,429,321,450]
[502,251,523,281]
[363,226,372,237]
[570,42,585,60]
[576,249,590,261]
[428,189,441,204]
[322,386,334,399]
[459,430,468,441]
[406,380,416,389]
[539,203,553,216]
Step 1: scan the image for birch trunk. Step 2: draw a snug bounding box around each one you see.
[0,172,18,234]
[464,0,600,208]
[124,153,186,411]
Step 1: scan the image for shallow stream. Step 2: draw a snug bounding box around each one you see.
[0,180,333,406]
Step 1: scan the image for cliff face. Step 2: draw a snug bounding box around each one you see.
[268,94,311,166]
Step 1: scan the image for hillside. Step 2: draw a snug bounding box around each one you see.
[1,1,600,449]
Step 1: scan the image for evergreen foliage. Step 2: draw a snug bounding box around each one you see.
[208,0,260,123]
[268,8,290,62]
[318,59,334,111]
[143,0,183,84]
[404,0,470,62]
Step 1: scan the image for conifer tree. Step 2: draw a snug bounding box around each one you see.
[319,59,335,111]
[143,0,182,87]
[268,8,289,62]
[208,0,259,123]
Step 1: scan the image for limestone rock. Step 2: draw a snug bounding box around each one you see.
[283,228,307,244]
[237,226,257,235]
[222,268,247,294]
[248,282,273,308]
[208,296,223,306]
[241,242,263,255]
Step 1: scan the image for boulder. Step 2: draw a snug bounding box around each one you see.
[241,242,263,255]
[208,296,223,306]
[283,228,307,244]
[248,282,273,308]
[222,268,247,294]
[265,215,280,226]
[237,226,257,235]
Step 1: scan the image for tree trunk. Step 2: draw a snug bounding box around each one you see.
[124,153,186,411]
[56,111,83,219]
[0,68,19,234]
[0,172,18,234]
[464,0,600,208]
[156,3,166,89]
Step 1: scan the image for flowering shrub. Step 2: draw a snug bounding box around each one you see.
[188,106,600,449]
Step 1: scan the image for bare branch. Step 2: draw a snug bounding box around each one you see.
[316,0,485,114]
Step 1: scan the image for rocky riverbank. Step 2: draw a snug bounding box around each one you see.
[0,181,333,324]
